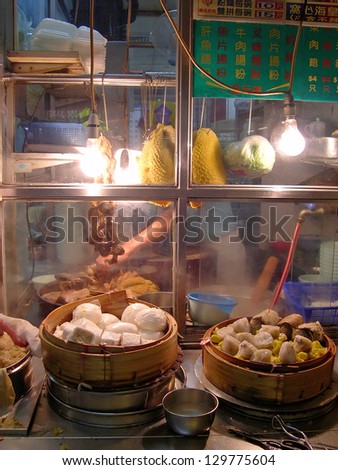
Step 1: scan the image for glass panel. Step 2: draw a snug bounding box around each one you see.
[191,97,338,186]
[1,199,174,325]
[8,82,176,185]
[185,200,338,327]
[15,0,178,74]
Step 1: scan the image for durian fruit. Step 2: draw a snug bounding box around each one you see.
[191,128,227,208]
[137,123,175,207]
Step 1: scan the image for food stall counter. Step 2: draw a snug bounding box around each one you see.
[1,350,338,451]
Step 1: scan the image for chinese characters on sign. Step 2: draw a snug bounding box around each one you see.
[195,0,338,25]
[193,20,338,101]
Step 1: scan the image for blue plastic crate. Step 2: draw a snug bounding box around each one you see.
[27,122,87,146]
[283,281,338,325]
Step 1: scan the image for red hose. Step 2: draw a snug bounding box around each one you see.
[270,221,302,310]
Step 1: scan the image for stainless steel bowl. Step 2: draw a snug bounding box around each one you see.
[162,388,219,436]
[7,351,33,401]
[138,292,173,315]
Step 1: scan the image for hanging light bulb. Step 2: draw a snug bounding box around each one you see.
[270,92,305,158]
[114,148,141,184]
[80,112,107,178]
[80,0,107,179]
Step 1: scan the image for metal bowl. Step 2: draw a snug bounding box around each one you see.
[138,292,173,315]
[187,292,236,326]
[32,274,56,292]
[7,351,33,401]
[162,388,219,436]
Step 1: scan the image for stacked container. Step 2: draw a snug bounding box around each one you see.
[30,18,107,74]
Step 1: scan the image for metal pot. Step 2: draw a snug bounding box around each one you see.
[46,359,185,412]
[138,292,173,315]
[6,351,33,401]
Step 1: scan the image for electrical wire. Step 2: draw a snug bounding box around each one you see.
[25,203,36,280]
[288,0,308,93]
[160,0,306,99]
[162,81,167,124]
[90,0,97,114]
[101,74,109,132]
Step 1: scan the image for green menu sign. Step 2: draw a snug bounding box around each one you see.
[193,20,338,101]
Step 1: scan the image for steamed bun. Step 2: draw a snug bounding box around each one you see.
[100,330,121,346]
[98,313,120,329]
[121,303,149,324]
[134,308,168,332]
[72,302,102,324]
[105,321,139,334]
[121,332,141,346]
[139,329,165,342]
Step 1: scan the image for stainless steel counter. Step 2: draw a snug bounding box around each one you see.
[1,349,338,450]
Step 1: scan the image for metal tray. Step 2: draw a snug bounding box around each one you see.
[301,137,338,167]
[194,355,338,422]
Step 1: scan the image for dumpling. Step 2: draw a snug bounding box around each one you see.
[279,341,297,363]
[121,303,149,324]
[222,335,241,355]
[250,309,281,333]
[105,321,139,334]
[72,302,102,325]
[251,349,272,363]
[237,340,257,360]
[235,332,255,344]
[232,317,251,333]
[134,308,168,332]
[217,325,236,338]
[98,313,120,329]
[293,334,312,353]
[253,331,274,349]
[295,322,324,342]
[258,325,280,339]
[278,314,304,339]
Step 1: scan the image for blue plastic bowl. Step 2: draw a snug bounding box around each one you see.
[187,292,237,326]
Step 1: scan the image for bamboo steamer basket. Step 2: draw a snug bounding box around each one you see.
[202,318,336,405]
[39,290,179,390]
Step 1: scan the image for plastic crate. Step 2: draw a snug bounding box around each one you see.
[283,281,338,325]
[27,122,87,146]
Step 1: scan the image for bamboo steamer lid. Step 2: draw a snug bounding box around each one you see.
[202,318,336,405]
[39,290,179,390]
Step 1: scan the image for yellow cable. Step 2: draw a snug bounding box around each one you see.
[90,0,97,113]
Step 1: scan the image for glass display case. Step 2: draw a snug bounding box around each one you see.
[1,0,338,342]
